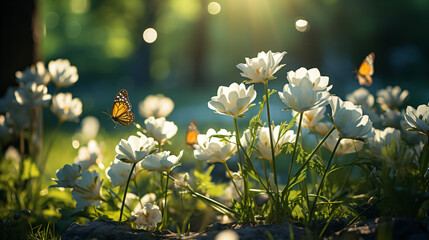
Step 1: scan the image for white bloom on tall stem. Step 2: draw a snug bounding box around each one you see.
[329,96,374,140]
[194,129,237,163]
[208,82,256,118]
[256,125,296,161]
[279,76,330,112]
[140,150,183,172]
[74,140,103,172]
[377,85,409,110]
[115,134,157,163]
[50,163,81,188]
[14,82,52,108]
[72,171,103,209]
[133,203,162,231]
[292,107,326,130]
[286,67,332,91]
[404,104,429,135]
[144,117,178,145]
[236,50,287,83]
[380,109,402,128]
[324,130,363,156]
[51,93,82,123]
[48,59,79,88]
[367,127,402,156]
[15,61,50,86]
[139,94,174,118]
[105,159,142,188]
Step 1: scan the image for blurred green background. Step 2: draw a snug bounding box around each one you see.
[9,0,429,186]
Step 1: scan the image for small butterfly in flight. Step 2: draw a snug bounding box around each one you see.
[106,89,135,127]
[356,52,375,87]
[186,120,199,148]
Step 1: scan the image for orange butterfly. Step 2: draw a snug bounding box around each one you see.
[357,52,375,87]
[186,120,199,148]
[108,89,135,126]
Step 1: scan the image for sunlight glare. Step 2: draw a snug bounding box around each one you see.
[143,28,158,43]
[295,19,309,32]
[70,0,90,14]
[208,2,221,15]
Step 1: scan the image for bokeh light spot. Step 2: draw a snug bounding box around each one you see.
[295,19,309,32]
[65,21,81,38]
[208,2,221,15]
[72,140,80,149]
[70,0,90,14]
[45,12,59,29]
[143,28,158,43]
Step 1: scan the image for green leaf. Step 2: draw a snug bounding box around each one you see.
[22,158,40,180]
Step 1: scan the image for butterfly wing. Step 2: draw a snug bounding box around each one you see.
[357,52,375,86]
[186,120,199,148]
[111,89,135,126]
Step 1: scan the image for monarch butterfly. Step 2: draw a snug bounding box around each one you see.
[107,89,135,127]
[186,120,199,148]
[357,52,375,87]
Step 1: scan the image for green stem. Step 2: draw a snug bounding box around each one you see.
[281,126,335,197]
[285,112,303,205]
[223,161,242,199]
[263,82,279,195]
[309,137,342,223]
[119,162,137,223]
[233,117,249,210]
[163,171,170,228]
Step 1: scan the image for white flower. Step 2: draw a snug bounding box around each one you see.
[115,134,157,163]
[236,50,287,83]
[208,82,257,118]
[240,128,256,152]
[133,203,162,231]
[194,129,237,163]
[329,96,374,139]
[14,82,52,108]
[278,76,330,112]
[51,93,82,122]
[256,125,296,161]
[324,130,363,156]
[140,150,183,172]
[347,88,381,124]
[0,88,31,130]
[106,159,142,188]
[215,230,239,240]
[404,104,429,135]
[139,94,174,118]
[367,127,417,169]
[48,59,79,88]
[72,171,103,209]
[144,117,178,144]
[74,140,103,172]
[367,127,402,156]
[132,193,157,215]
[292,106,326,130]
[346,88,375,108]
[50,163,81,188]
[15,61,50,86]
[77,116,100,142]
[376,85,409,110]
[286,67,332,91]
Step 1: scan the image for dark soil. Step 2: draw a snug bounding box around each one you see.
[61,217,429,240]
